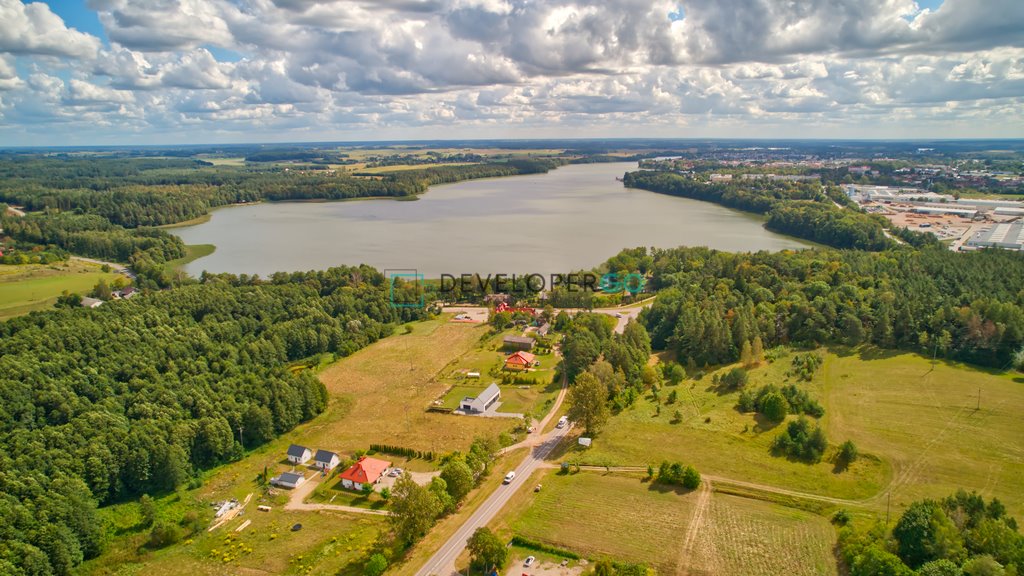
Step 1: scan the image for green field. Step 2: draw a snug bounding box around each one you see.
[0,261,123,320]
[579,347,1024,519]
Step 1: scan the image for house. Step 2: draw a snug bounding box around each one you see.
[270,471,306,489]
[503,335,535,351]
[338,456,391,491]
[313,449,340,471]
[460,383,502,413]
[286,444,313,465]
[537,323,551,337]
[504,351,536,371]
[80,297,104,308]
[115,286,138,299]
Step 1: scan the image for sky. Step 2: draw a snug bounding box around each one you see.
[0,0,1022,146]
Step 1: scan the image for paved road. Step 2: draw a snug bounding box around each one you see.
[416,425,570,576]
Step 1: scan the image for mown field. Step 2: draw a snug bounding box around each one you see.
[494,469,837,576]
[506,470,697,574]
[686,492,837,576]
[80,317,516,575]
[0,260,122,320]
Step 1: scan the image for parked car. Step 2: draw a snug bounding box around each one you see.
[388,468,403,477]
[503,471,516,484]
[614,312,623,318]
[524,556,536,567]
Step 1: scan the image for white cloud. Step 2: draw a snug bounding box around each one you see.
[0,0,1021,143]
[0,0,102,58]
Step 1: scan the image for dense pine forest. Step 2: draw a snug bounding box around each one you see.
[0,266,424,575]
[600,246,1024,369]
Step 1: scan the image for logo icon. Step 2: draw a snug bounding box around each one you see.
[385,269,425,308]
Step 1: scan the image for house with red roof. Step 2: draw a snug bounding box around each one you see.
[338,456,391,491]
[504,351,536,371]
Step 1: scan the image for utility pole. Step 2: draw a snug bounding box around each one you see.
[238,424,245,451]
[977,387,981,411]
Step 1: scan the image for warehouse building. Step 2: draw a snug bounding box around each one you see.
[965,223,1024,251]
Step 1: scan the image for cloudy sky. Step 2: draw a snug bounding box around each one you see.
[1,0,1022,145]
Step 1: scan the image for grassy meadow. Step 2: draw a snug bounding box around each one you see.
[0,260,122,320]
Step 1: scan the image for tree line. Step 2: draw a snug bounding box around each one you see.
[633,245,1024,369]
[622,170,894,250]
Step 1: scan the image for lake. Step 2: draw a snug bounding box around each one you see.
[173,162,810,277]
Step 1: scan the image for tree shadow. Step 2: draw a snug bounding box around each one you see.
[856,346,905,361]
[646,481,697,496]
[752,413,782,433]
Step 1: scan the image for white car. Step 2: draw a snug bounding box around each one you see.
[524,556,536,567]
[388,468,403,477]
[556,416,568,429]
[503,471,516,484]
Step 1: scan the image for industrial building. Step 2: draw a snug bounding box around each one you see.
[965,223,1024,251]
[911,206,978,218]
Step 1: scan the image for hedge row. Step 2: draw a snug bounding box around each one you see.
[368,444,436,461]
[509,536,580,559]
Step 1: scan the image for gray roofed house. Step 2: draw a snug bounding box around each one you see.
[460,382,501,414]
[286,444,312,465]
[313,449,340,470]
[270,471,306,489]
[503,335,535,351]
[80,297,104,308]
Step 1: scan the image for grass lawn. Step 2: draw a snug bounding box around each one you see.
[0,261,123,320]
[437,327,560,419]
[165,244,215,270]
[84,318,516,575]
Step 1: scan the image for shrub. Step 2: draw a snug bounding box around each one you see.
[147,522,181,549]
[509,536,580,559]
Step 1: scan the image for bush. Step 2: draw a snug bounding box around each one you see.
[656,461,700,490]
[721,367,748,389]
[832,509,852,526]
[147,522,181,549]
[837,440,859,466]
[364,553,389,576]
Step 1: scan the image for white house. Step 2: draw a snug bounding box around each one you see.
[313,449,340,471]
[460,383,501,414]
[270,471,305,489]
[338,456,391,491]
[286,444,312,465]
[80,297,104,308]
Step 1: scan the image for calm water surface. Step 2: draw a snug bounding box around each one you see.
[174,163,809,277]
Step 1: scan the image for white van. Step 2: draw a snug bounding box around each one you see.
[503,471,516,484]
[556,416,568,429]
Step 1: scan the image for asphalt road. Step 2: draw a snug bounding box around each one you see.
[415,424,570,576]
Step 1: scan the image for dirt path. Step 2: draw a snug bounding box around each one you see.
[499,352,569,455]
[678,479,713,576]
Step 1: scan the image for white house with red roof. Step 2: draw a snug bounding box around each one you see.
[338,456,391,491]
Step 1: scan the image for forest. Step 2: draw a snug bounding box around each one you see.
[0,156,562,229]
[600,245,1024,369]
[0,266,425,575]
[621,170,894,250]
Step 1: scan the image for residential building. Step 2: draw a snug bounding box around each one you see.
[460,383,502,413]
[338,456,391,491]
[286,444,313,465]
[313,449,340,471]
[504,351,536,371]
[270,472,305,489]
[80,297,104,308]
